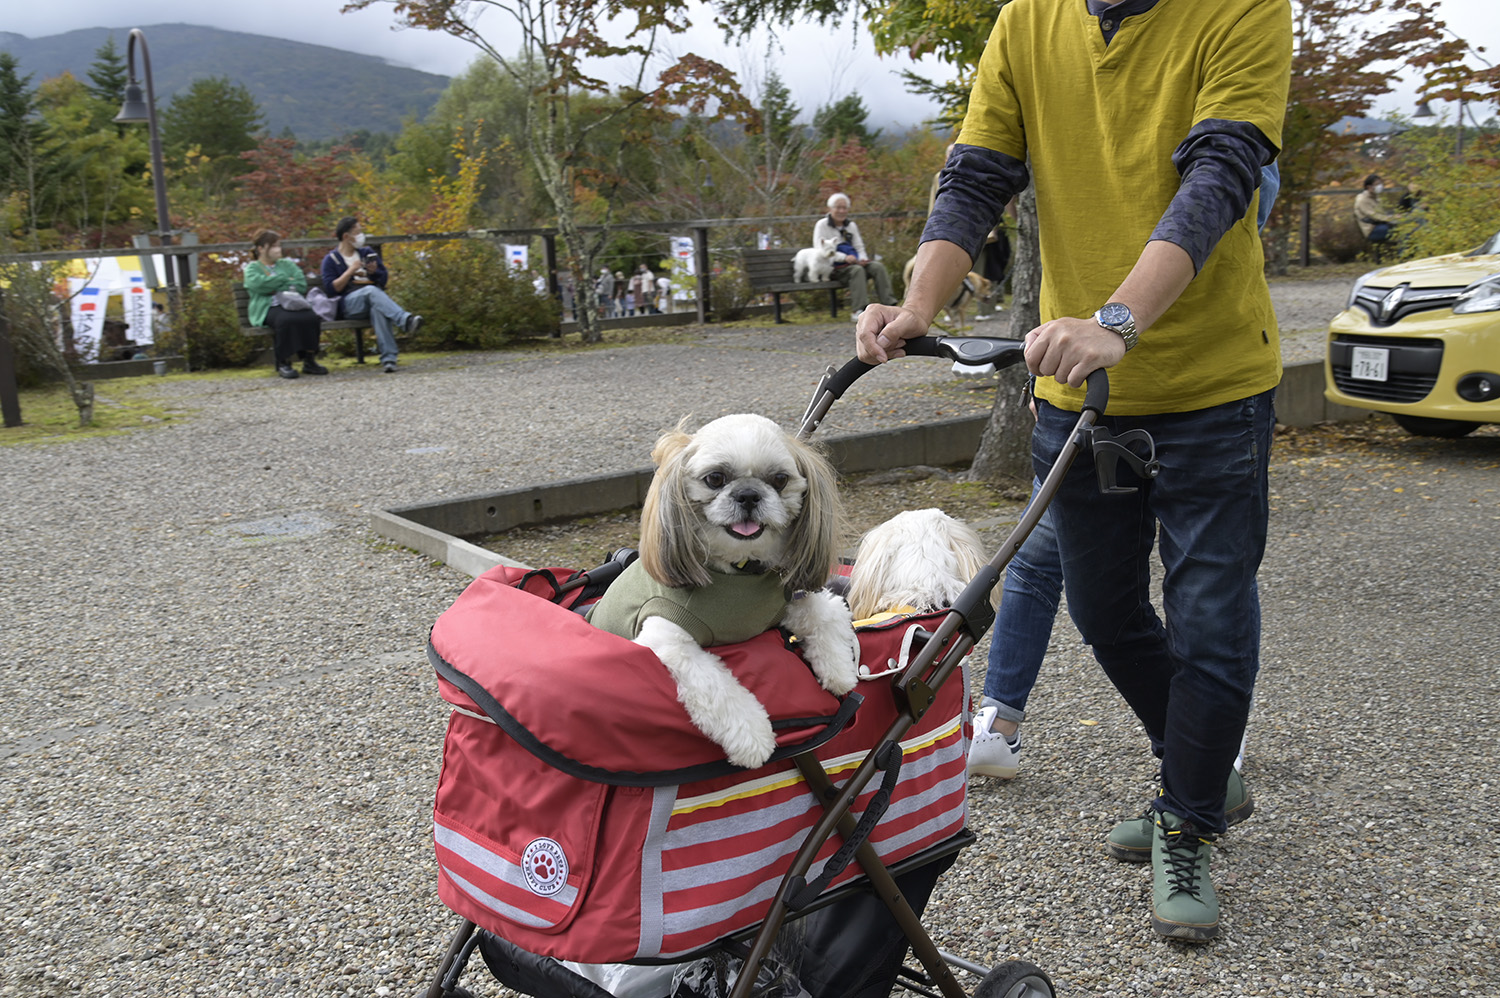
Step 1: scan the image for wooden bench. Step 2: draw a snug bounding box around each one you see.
[233,278,377,363]
[741,249,844,324]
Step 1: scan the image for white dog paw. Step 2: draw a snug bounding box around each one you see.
[715,706,778,769]
[637,616,778,768]
[783,590,860,696]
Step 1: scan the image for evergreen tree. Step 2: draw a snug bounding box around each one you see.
[86,35,128,107]
[0,53,37,190]
[813,93,880,146]
[762,71,800,150]
[0,52,50,236]
[162,76,264,160]
[161,76,264,187]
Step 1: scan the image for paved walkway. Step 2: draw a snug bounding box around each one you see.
[4,275,1497,997]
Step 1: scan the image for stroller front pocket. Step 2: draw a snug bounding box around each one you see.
[434,711,608,936]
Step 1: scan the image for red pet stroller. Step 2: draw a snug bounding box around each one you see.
[421,339,1157,998]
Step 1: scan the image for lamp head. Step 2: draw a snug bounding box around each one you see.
[1413,100,1435,119]
[114,82,149,124]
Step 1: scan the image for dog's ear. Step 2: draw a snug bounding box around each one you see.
[640,427,710,588]
[946,517,997,609]
[650,426,691,469]
[781,435,844,593]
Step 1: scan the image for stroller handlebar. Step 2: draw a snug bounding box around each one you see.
[798,337,1109,438]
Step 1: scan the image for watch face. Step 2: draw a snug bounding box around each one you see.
[1098,302,1131,327]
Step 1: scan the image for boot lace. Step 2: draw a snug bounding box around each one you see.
[1161,824,1214,897]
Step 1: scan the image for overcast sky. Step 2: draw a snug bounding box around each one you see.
[6,0,1497,131]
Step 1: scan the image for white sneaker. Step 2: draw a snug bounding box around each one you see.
[967,705,1021,779]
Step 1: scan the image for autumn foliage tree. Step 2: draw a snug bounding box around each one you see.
[1267,1,1466,271]
[344,0,756,342]
[187,137,352,251]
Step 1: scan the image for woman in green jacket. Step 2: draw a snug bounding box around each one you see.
[243,229,326,379]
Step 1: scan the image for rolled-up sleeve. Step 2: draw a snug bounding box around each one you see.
[922,145,1029,262]
[1150,119,1277,271]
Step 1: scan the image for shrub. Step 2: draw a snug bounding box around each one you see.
[0,263,65,388]
[396,241,560,349]
[1310,209,1369,264]
[709,260,753,321]
[162,282,257,370]
[1393,131,1500,262]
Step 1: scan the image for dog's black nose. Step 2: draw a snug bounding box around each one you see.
[733,488,760,509]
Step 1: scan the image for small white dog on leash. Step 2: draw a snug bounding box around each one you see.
[792,237,840,283]
[846,508,994,621]
[588,413,859,768]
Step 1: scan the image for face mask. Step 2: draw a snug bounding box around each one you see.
[1373,184,1384,194]
[354,232,367,248]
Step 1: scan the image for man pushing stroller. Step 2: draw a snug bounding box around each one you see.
[858,0,1290,942]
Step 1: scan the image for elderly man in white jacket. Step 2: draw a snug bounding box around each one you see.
[813,192,896,318]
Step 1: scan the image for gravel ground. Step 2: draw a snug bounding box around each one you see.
[5,275,1496,998]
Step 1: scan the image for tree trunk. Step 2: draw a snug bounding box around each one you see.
[967,181,1039,488]
[555,216,602,344]
[1266,216,1290,277]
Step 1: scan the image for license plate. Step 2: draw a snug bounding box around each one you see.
[1350,346,1389,382]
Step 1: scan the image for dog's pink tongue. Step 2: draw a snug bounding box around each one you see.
[731,521,761,537]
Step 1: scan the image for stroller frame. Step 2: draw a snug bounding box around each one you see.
[424,337,1153,998]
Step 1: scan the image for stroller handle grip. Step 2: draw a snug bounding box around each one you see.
[799,338,1109,438]
[1082,366,1109,416]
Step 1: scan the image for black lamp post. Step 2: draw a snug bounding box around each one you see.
[113,28,188,298]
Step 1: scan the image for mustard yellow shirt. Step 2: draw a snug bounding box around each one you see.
[957,0,1292,414]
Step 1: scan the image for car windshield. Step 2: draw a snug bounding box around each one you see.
[1473,228,1500,255]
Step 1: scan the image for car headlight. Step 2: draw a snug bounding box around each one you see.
[1346,269,1380,310]
[1453,273,1500,314]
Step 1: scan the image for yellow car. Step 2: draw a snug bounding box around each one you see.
[1326,228,1500,437]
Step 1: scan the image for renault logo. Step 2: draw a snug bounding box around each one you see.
[1377,284,1408,323]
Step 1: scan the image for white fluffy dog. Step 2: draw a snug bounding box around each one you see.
[792,237,839,283]
[846,508,994,621]
[588,414,859,768]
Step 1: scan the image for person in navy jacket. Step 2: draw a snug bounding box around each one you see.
[320,216,422,373]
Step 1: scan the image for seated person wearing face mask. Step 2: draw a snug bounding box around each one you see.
[321,216,423,373]
[1354,175,1400,243]
[244,228,325,380]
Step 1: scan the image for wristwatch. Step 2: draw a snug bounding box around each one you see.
[1093,302,1138,351]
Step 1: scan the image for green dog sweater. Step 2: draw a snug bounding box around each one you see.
[587,560,792,647]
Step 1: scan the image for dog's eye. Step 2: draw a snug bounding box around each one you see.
[769,473,790,492]
[704,472,727,490]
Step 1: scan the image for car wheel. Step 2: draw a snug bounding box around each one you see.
[1391,414,1481,438]
[972,960,1055,998]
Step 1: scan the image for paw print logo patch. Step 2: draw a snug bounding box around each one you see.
[521,838,569,896]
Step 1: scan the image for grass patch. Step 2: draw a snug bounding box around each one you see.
[0,380,190,446]
[499,323,711,353]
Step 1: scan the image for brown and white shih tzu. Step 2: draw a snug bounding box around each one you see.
[587,413,859,768]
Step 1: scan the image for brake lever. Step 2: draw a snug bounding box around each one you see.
[1088,426,1159,495]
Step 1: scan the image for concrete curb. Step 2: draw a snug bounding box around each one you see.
[373,413,993,575]
[373,357,1359,577]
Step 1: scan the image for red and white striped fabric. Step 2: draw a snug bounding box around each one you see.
[429,565,971,964]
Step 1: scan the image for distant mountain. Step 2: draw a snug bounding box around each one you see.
[0,24,449,141]
[1331,115,1403,136]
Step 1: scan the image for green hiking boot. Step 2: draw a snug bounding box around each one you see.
[1104,767,1253,862]
[1151,810,1219,941]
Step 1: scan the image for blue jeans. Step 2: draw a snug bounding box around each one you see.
[1033,390,1274,832]
[341,285,411,364]
[983,477,1064,724]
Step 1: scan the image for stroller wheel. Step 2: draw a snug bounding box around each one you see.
[972,960,1055,998]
